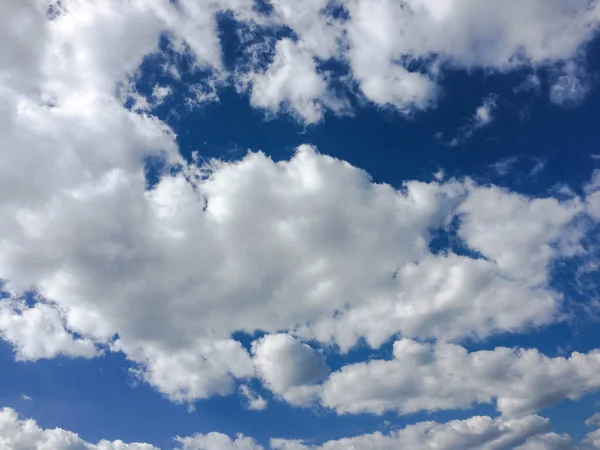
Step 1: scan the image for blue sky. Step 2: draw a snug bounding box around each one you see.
[2,1,600,449]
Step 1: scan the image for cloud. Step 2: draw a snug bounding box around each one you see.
[516,74,543,94]
[241,38,331,124]
[587,414,600,428]
[268,0,342,60]
[20,395,32,402]
[176,433,263,450]
[115,338,254,403]
[550,63,591,106]
[0,407,585,449]
[586,170,600,219]
[0,142,593,402]
[490,156,547,179]
[3,0,600,130]
[456,185,581,283]
[491,157,521,176]
[583,429,600,449]
[516,434,577,450]
[449,95,497,146]
[1,405,574,450]
[321,339,600,417]
[239,385,268,411]
[582,413,600,449]
[2,0,600,421]
[343,0,600,111]
[151,85,172,106]
[0,407,159,450]
[0,297,100,361]
[271,415,565,449]
[252,334,329,406]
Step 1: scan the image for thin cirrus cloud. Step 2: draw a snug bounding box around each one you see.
[2,0,600,449]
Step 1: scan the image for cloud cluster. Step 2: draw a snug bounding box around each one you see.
[2,407,586,450]
[248,0,600,120]
[252,334,329,406]
[6,0,597,126]
[270,415,574,450]
[0,408,158,450]
[2,0,600,439]
[2,141,594,405]
[321,339,600,417]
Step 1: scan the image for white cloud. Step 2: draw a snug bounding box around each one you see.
[176,432,263,450]
[474,97,496,127]
[239,385,268,411]
[0,297,100,361]
[449,95,497,146]
[252,334,329,406]
[583,414,600,449]
[3,0,600,130]
[242,39,334,124]
[550,63,590,106]
[491,157,520,176]
[342,0,600,111]
[456,185,582,283]
[0,406,585,450]
[1,0,600,419]
[300,251,560,350]
[20,395,32,402]
[151,85,172,106]
[0,143,590,402]
[271,414,563,449]
[115,338,254,403]
[268,0,341,60]
[583,430,600,449]
[587,191,600,220]
[516,433,577,450]
[587,414,600,428]
[585,170,600,220]
[0,407,159,450]
[321,339,600,417]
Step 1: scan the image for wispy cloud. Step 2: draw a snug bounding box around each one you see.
[448,95,498,146]
[490,156,546,178]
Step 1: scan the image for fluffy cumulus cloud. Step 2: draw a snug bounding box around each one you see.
[252,334,329,405]
[3,0,600,448]
[176,433,263,450]
[244,0,600,116]
[271,415,573,450]
[0,406,584,449]
[3,138,593,406]
[3,0,596,129]
[321,339,600,417]
[242,38,331,123]
[0,408,159,450]
[0,297,99,361]
[342,0,600,111]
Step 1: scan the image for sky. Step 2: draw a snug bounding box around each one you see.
[2,0,600,449]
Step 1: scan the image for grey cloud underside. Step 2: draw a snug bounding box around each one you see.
[2,0,600,446]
